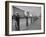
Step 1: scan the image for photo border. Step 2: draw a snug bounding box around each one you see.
[5,1,45,36]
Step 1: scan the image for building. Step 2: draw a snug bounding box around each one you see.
[13,6,25,17]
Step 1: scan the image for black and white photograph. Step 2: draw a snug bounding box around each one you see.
[5,1,45,36]
[12,6,41,31]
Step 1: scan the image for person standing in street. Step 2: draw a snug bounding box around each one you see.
[26,11,29,26]
[15,12,20,31]
[12,12,20,31]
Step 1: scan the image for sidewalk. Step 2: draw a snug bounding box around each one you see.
[20,18,41,31]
